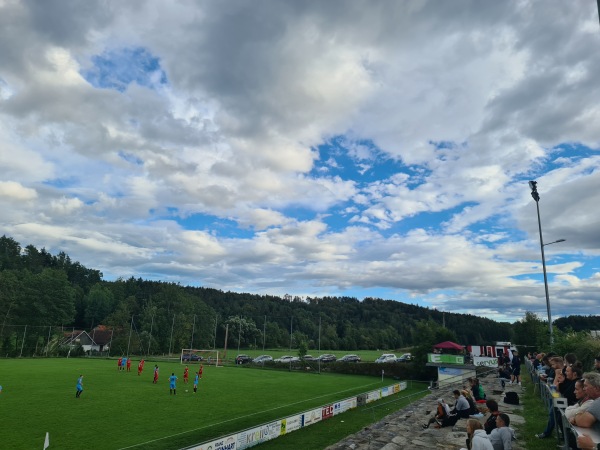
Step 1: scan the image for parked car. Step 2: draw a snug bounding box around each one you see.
[182,353,203,362]
[252,355,273,364]
[397,353,412,362]
[235,354,253,364]
[375,353,397,363]
[302,355,317,361]
[317,354,337,363]
[274,355,300,363]
[339,354,361,363]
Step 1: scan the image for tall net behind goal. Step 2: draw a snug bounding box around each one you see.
[180,349,220,366]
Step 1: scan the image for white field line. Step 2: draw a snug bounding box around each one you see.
[117,381,383,449]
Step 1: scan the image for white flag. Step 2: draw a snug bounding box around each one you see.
[43,432,50,449]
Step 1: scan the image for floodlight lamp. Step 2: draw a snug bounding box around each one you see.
[528,180,537,191]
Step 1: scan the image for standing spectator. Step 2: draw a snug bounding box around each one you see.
[509,350,521,386]
[75,374,84,398]
[153,365,159,384]
[169,373,178,395]
[488,414,515,450]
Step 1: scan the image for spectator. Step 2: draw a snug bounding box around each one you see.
[564,378,594,450]
[462,389,479,416]
[484,400,501,434]
[488,413,515,450]
[431,391,475,429]
[469,377,486,401]
[509,350,521,386]
[461,419,493,450]
[564,353,578,367]
[422,398,450,429]
[452,389,472,419]
[569,372,600,434]
[535,359,579,439]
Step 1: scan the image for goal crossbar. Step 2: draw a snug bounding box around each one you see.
[180,349,220,367]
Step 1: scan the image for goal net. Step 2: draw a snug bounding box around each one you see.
[180,349,220,366]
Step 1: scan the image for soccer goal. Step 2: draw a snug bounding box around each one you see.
[180,349,220,366]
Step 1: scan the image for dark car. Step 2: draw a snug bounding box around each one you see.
[339,354,361,363]
[235,354,253,365]
[318,354,337,363]
[182,353,203,362]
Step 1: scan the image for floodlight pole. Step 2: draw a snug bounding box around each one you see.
[528,181,565,346]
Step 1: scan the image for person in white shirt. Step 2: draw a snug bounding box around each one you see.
[565,378,593,420]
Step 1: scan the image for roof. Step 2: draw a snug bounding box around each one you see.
[433,341,464,350]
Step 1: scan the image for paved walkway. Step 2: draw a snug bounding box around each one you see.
[326,374,526,450]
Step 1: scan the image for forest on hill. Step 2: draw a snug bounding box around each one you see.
[1,235,599,357]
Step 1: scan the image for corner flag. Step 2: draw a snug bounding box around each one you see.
[43,432,49,449]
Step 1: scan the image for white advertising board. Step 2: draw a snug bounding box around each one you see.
[302,408,323,427]
[366,389,381,403]
[190,434,237,450]
[333,398,357,416]
[282,414,302,434]
[473,356,498,367]
[236,421,280,450]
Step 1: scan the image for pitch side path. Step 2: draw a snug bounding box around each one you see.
[0,358,427,449]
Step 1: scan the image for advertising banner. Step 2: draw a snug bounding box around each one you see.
[321,404,334,420]
[428,354,465,364]
[399,381,407,391]
[366,389,381,403]
[302,408,323,427]
[191,434,237,450]
[473,356,498,367]
[236,421,280,450]
[381,386,391,397]
[282,414,302,434]
[333,398,357,416]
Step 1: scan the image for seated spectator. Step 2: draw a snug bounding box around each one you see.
[484,399,501,434]
[489,413,516,450]
[564,353,578,367]
[462,389,480,416]
[422,398,450,429]
[569,372,600,433]
[432,394,467,428]
[470,377,486,401]
[564,378,594,450]
[460,419,494,450]
[560,364,583,405]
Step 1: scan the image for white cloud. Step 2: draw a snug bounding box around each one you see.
[0,0,599,321]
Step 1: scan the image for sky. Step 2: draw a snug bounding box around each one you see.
[1,1,599,324]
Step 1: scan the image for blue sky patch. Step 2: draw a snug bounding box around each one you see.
[81,47,168,92]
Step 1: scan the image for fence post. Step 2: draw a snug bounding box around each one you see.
[19,325,27,357]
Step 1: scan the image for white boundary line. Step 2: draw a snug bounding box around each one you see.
[117,381,382,449]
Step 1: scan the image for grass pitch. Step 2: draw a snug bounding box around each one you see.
[1,357,409,449]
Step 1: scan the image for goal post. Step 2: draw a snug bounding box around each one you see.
[180,349,220,366]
